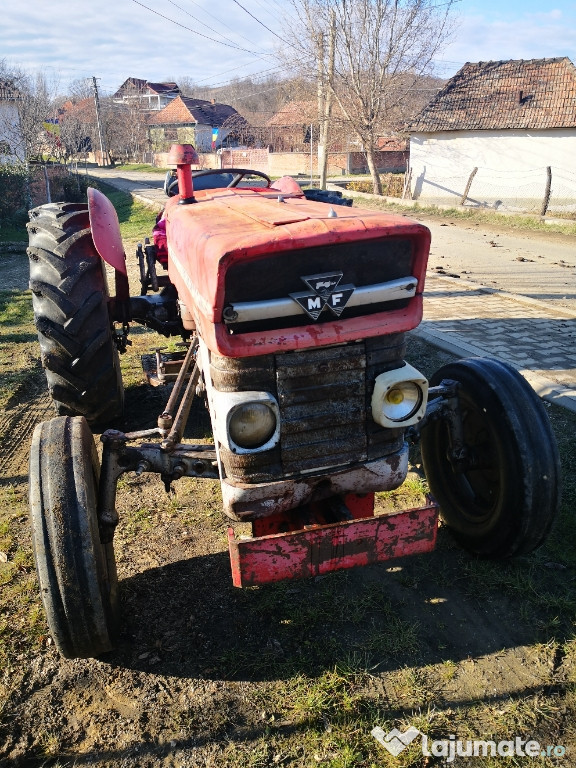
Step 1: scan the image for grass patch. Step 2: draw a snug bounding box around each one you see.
[0,289,38,410]
[0,220,28,243]
[94,184,158,239]
[114,163,168,174]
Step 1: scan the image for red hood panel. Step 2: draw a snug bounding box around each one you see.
[165,189,430,357]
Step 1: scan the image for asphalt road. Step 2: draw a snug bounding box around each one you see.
[423,218,576,311]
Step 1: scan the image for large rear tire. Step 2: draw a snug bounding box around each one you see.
[420,358,560,558]
[27,202,124,427]
[29,416,119,658]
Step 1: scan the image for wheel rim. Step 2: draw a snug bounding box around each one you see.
[447,396,503,523]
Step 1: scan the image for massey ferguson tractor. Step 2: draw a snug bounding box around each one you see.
[26,145,560,659]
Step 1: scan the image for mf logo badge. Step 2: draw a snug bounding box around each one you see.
[289,271,355,321]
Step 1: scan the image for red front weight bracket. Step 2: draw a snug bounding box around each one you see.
[228,498,439,588]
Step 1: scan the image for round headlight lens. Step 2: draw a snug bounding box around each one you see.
[382,382,423,422]
[228,402,277,448]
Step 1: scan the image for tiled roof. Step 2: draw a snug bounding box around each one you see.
[267,101,317,127]
[147,95,245,128]
[146,81,179,96]
[113,78,179,99]
[409,57,576,132]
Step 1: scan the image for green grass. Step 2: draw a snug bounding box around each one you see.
[95,184,159,238]
[0,290,38,410]
[0,220,28,243]
[114,163,169,174]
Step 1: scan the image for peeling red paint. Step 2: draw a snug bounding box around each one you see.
[228,501,438,587]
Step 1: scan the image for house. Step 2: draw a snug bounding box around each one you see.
[266,101,319,152]
[408,57,576,211]
[147,95,249,152]
[0,79,24,162]
[266,101,408,172]
[113,78,180,111]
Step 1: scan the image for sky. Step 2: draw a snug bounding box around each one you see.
[2,0,576,98]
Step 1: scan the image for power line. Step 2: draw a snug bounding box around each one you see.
[164,0,264,55]
[229,0,291,45]
[193,64,286,89]
[182,0,269,50]
[130,0,272,54]
[249,0,292,26]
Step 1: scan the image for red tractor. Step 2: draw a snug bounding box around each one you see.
[27,145,560,659]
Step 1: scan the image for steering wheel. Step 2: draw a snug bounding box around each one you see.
[193,168,271,188]
[165,168,271,197]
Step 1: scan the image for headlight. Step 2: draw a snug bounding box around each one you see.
[228,401,277,449]
[382,382,423,421]
[372,363,428,428]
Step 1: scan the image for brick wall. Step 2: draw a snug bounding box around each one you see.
[349,151,408,173]
[220,148,269,172]
[153,148,409,177]
[29,165,73,206]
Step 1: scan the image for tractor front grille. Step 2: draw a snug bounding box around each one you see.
[212,334,406,483]
[223,238,413,333]
[276,344,367,474]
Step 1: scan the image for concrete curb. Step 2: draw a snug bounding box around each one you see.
[411,327,576,415]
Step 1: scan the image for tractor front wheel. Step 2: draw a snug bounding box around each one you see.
[420,358,560,558]
[27,202,124,427]
[29,416,119,658]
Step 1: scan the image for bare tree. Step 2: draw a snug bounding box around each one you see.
[0,61,59,164]
[101,97,149,163]
[284,0,456,193]
[57,98,97,165]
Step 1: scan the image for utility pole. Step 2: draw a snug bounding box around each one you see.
[92,76,108,167]
[317,10,336,190]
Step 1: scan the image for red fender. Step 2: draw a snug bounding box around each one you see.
[87,187,129,301]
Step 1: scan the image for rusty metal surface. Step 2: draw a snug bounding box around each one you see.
[220,448,408,521]
[251,493,375,537]
[212,338,407,485]
[228,501,439,587]
[141,351,188,386]
[277,343,368,473]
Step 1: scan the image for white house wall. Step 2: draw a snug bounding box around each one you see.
[0,102,24,163]
[193,124,232,152]
[409,129,576,212]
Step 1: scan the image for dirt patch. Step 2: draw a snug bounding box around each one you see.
[1,208,575,765]
[0,250,30,292]
[1,332,575,767]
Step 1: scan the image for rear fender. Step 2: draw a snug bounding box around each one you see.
[87,187,129,301]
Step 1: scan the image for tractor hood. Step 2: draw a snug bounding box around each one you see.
[165,187,430,357]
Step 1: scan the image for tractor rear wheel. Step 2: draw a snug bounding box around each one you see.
[420,358,560,558]
[29,415,119,658]
[27,202,124,427]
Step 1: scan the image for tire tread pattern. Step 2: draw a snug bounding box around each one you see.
[29,416,118,658]
[27,203,123,426]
